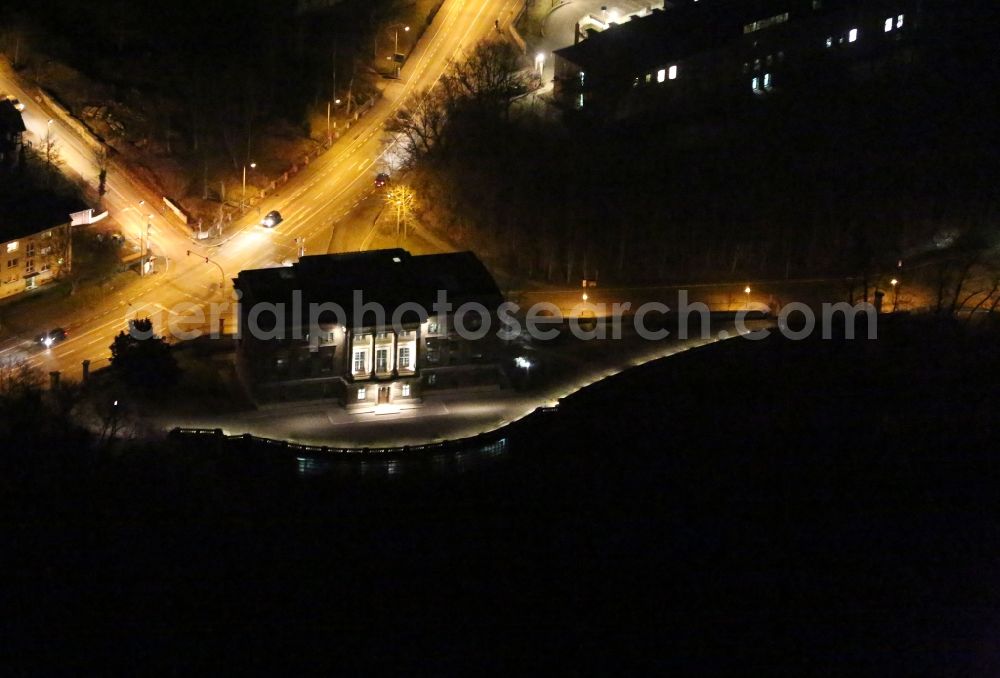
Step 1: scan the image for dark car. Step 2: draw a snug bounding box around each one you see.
[375,172,390,188]
[38,327,68,348]
[262,210,283,228]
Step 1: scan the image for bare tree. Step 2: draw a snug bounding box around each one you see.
[385,86,450,165]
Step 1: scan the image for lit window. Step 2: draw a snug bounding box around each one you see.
[825,36,833,48]
[848,28,858,43]
[897,14,904,29]
[427,374,436,385]
[357,387,366,401]
[398,346,411,369]
[353,350,366,373]
[657,68,666,83]
[668,65,678,80]
[6,242,17,253]
[401,384,411,397]
[752,77,760,92]
[764,73,772,90]
[6,258,17,268]
[579,71,585,85]
[884,18,893,32]
[577,93,584,109]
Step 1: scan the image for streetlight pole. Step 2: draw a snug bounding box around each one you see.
[141,216,153,277]
[241,161,256,213]
[891,278,899,312]
[187,250,227,294]
[744,286,752,311]
[394,25,409,54]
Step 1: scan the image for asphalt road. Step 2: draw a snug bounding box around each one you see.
[0,0,521,379]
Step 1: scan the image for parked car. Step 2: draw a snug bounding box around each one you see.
[37,327,68,348]
[262,210,283,228]
[375,172,390,188]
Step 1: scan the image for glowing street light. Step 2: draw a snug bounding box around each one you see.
[242,161,256,213]
[890,278,900,312]
[744,286,752,310]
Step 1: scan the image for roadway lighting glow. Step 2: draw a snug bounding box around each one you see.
[250,162,257,169]
[891,278,898,287]
[335,98,342,105]
[582,292,589,302]
[514,356,532,369]
[744,286,751,310]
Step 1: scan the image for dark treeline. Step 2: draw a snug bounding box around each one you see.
[404,12,1000,286]
[2,0,406,170]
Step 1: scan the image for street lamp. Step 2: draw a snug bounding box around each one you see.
[744,286,752,310]
[395,25,410,54]
[141,215,153,277]
[242,161,256,213]
[890,278,899,312]
[377,23,410,59]
[535,52,546,75]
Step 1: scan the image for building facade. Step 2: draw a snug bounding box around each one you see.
[233,249,506,407]
[0,220,71,300]
[553,0,924,117]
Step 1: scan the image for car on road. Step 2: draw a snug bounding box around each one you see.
[262,210,283,228]
[375,172,390,188]
[37,327,68,348]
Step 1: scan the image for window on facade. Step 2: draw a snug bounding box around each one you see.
[357,387,366,401]
[427,374,436,385]
[644,73,651,84]
[826,36,833,48]
[668,65,678,80]
[7,258,17,268]
[402,384,411,397]
[897,14,904,29]
[353,350,366,373]
[427,320,439,334]
[27,243,35,257]
[848,28,858,43]
[41,263,51,272]
[25,259,34,274]
[41,246,52,256]
[6,242,17,253]
[764,73,772,90]
[752,77,760,93]
[398,346,411,369]
[657,68,666,83]
[884,17,894,32]
[743,13,789,35]
[375,348,388,372]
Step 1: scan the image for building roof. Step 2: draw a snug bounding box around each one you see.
[554,0,874,76]
[0,99,27,137]
[0,188,83,243]
[234,249,504,329]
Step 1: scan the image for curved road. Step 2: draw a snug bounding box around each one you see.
[1,0,520,380]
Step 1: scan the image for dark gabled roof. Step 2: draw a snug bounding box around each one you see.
[0,100,27,137]
[234,249,504,328]
[0,188,83,243]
